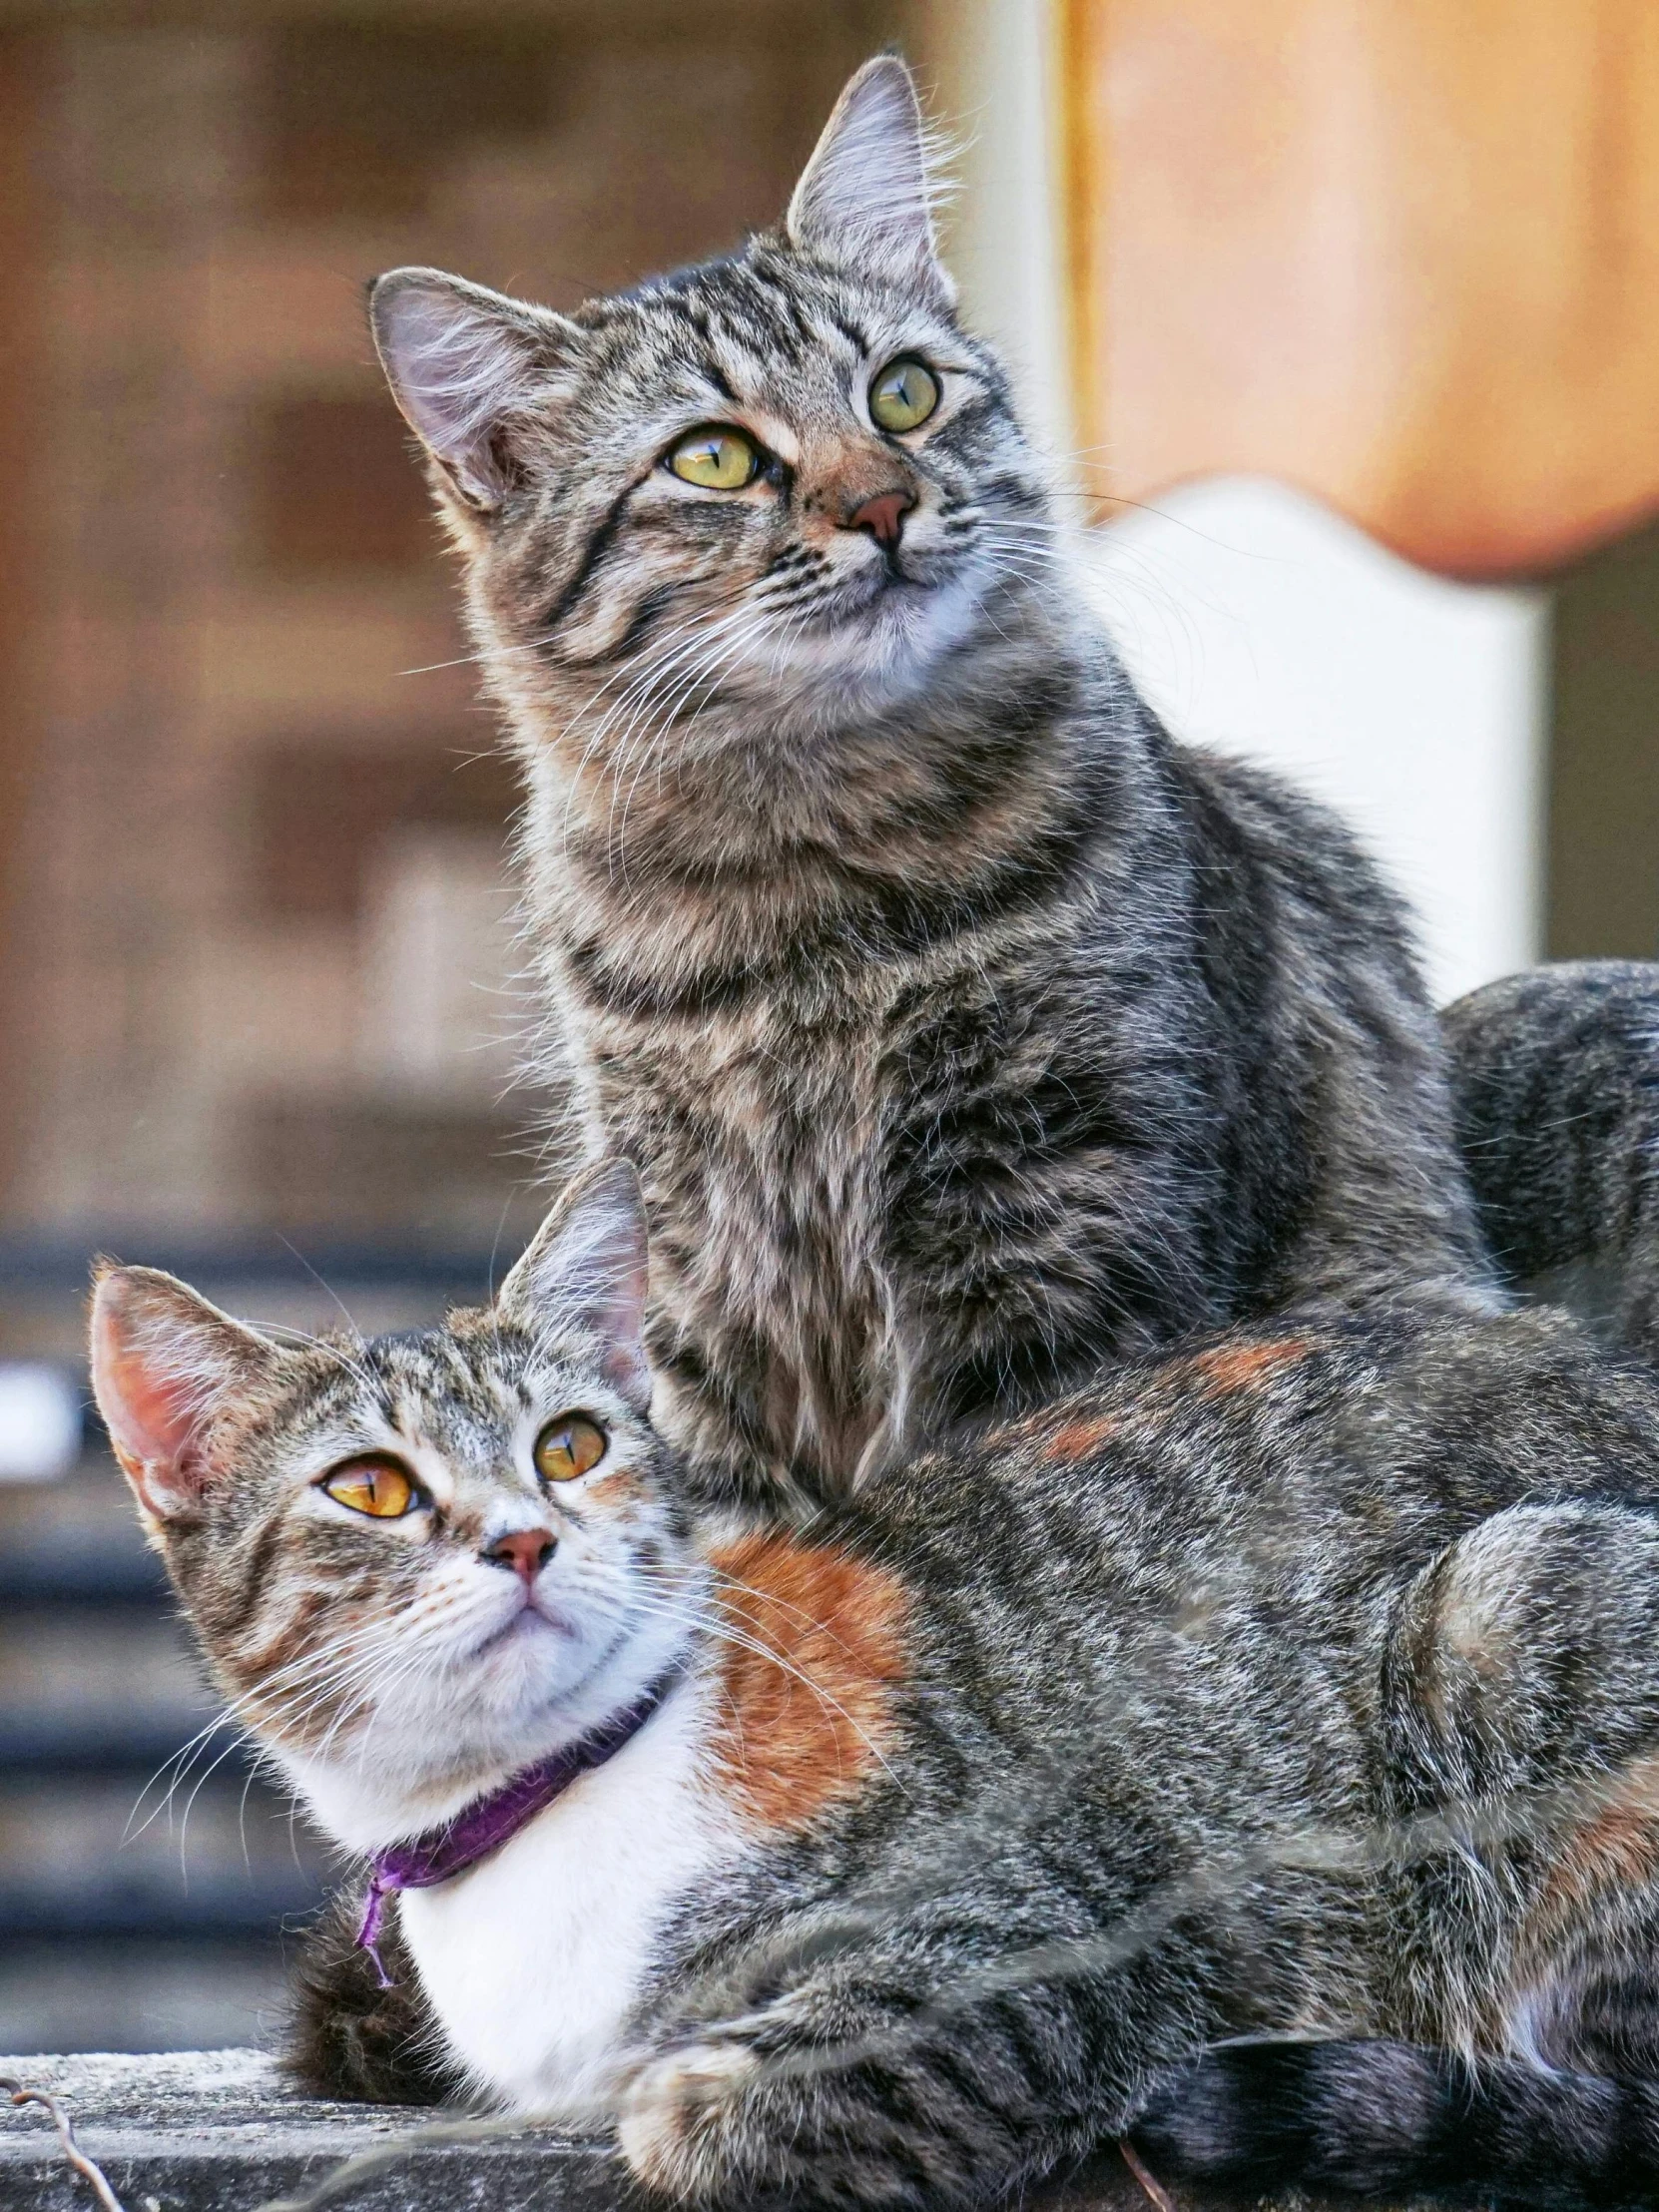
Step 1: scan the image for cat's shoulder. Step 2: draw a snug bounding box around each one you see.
[1172,741,1414,930]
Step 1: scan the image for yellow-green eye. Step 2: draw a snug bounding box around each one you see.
[667,427,760,490]
[868,357,940,434]
[322,1455,417,1519]
[534,1414,608,1484]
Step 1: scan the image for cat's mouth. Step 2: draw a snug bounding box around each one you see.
[473,1595,573,1656]
[803,555,946,633]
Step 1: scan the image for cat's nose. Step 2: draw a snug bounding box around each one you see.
[844,488,914,548]
[482,1528,556,1584]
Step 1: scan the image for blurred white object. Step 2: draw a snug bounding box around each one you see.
[919,0,1070,462]
[0,1364,83,1483]
[359,828,523,1099]
[1082,477,1547,1008]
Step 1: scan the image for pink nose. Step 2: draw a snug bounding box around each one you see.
[483,1528,555,1584]
[845,489,914,548]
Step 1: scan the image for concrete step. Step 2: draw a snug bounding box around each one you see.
[0,2049,620,2212]
[0,2049,1169,2212]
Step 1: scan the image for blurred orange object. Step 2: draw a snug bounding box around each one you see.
[1061,0,1659,579]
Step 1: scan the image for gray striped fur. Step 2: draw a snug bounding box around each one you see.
[1446,959,1659,1365]
[369,55,1496,1511]
[92,1178,1659,2210]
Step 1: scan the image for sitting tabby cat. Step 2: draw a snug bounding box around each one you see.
[365,53,1659,1513]
[365,54,1493,1508]
[90,1164,1659,2208]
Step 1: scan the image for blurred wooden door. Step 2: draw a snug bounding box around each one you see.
[1061,0,1659,579]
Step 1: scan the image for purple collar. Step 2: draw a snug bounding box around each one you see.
[355,1666,683,1987]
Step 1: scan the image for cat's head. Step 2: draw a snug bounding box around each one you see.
[89,1162,699,1849]
[368,56,1060,810]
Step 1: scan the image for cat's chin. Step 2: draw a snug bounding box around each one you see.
[760,564,991,719]
[276,1611,698,1855]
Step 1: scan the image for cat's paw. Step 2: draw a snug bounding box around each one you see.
[617,2034,763,2203]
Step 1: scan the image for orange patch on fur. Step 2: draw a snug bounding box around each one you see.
[706,1531,906,1835]
[1187,1337,1311,1398]
[1533,1755,1659,1936]
[1036,1337,1310,1463]
[580,1468,647,1507]
[1042,1410,1124,1463]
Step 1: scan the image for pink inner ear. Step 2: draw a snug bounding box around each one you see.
[91,1295,213,1490]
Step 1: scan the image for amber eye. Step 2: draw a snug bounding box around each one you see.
[667,426,760,490]
[321,1455,417,1519]
[868,357,940,434]
[534,1414,608,1484]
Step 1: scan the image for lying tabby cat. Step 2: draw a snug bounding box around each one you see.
[91,1164,1659,2208]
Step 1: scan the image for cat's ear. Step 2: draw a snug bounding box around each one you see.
[787,54,953,308]
[368,267,578,512]
[89,1266,281,1526]
[496,1161,652,1411]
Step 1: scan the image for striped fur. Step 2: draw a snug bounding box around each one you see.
[91,1168,1659,2207]
[1134,2040,1659,2209]
[368,53,1495,1512]
[1446,959,1659,1365]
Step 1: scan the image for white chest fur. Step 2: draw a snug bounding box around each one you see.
[399,1677,745,2118]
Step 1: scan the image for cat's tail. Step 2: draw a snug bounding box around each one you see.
[1130,2039,1659,2210]
[1442,959,1659,1364]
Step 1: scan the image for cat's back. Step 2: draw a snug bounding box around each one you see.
[854,1302,1659,1674]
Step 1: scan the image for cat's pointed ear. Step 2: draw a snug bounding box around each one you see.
[368,267,578,512]
[497,1161,652,1410]
[90,1266,280,1526]
[787,54,953,307]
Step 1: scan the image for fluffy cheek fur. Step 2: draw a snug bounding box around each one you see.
[158,1501,429,1763]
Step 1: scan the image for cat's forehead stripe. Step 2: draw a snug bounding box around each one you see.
[615,252,897,400]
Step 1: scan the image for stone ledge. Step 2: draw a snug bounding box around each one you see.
[0,2051,623,2212]
[0,2049,1356,2212]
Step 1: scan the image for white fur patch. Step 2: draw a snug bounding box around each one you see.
[399,1672,746,2119]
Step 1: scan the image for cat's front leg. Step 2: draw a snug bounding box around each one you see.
[614,1970,1122,2212]
[1382,1498,1659,2058]
[617,2025,770,2202]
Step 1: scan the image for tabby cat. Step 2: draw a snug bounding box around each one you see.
[367,54,1519,1511]
[90,1164,1659,2208]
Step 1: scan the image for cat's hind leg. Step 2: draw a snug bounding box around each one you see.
[1137,1516,1659,2212]
[1382,1498,1659,2066]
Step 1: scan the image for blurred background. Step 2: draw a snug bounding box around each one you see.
[0,0,1654,2054]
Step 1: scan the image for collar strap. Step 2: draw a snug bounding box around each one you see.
[355,1664,684,1988]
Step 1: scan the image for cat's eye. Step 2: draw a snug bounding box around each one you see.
[321,1455,418,1519]
[868,357,940,434]
[666,427,760,490]
[534,1414,608,1484]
